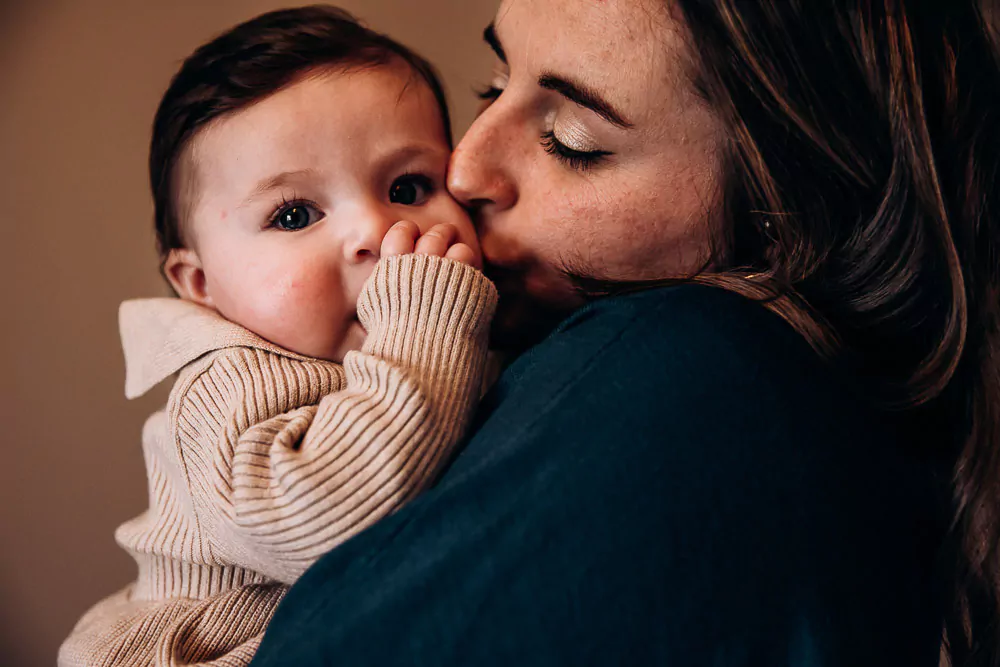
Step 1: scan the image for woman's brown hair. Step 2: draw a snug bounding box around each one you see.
[149,4,452,263]
[661,0,1000,663]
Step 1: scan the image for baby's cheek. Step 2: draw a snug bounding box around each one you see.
[240,259,348,357]
[272,258,344,315]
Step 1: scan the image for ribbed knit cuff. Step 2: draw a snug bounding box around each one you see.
[356,254,498,371]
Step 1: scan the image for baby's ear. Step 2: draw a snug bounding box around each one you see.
[163,248,214,308]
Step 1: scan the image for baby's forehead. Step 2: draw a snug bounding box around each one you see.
[194,65,447,163]
[174,65,452,219]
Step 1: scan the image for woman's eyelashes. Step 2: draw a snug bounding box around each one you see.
[476,67,509,102]
[540,130,611,171]
[269,199,325,231]
[476,85,503,102]
[389,173,435,206]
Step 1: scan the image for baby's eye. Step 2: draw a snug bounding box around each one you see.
[389,174,434,206]
[272,202,324,231]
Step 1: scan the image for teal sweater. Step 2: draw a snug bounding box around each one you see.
[251,285,946,666]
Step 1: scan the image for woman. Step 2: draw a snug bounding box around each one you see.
[251,0,1000,665]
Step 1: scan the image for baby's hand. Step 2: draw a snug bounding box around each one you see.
[381,221,481,270]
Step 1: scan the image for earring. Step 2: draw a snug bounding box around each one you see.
[760,216,778,244]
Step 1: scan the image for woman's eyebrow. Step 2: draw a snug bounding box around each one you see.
[538,74,634,129]
[483,23,506,63]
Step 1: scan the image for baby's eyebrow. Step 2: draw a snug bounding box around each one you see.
[370,143,449,181]
[242,168,320,206]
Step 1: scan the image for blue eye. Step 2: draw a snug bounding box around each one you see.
[390,175,434,206]
[272,202,323,231]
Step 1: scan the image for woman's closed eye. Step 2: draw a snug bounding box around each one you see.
[269,199,325,231]
[541,130,611,171]
[390,174,435,206]
[476,85,503,102]
[475,67,509,106]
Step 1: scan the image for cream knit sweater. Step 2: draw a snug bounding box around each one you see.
[59,254,497,667]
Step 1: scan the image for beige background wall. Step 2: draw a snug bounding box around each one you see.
[0,1,497,664]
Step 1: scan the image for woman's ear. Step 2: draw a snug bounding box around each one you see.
[163,248,214,308]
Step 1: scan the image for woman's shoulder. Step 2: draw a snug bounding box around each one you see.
[524,283,822,400]
[571,283,809,363]
[490,283,936,498]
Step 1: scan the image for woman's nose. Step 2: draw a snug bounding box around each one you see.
[447,105,518,213]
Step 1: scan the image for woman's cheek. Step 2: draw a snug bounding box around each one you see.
[550,172,666,278]
[536,184,605,261]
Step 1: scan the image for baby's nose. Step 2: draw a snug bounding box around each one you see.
[343,209,395,263]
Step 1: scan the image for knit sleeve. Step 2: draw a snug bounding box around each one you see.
[180,254,497,584]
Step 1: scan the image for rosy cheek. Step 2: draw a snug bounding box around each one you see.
[246,263,343,355]
[267,269,300,302]
[257,260,340,320]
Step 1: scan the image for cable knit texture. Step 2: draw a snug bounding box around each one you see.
[59,254,497,667]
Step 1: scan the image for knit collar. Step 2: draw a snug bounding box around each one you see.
[119,298,308,399]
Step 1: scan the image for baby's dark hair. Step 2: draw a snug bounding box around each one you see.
[149,4,452,262]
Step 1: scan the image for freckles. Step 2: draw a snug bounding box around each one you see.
[563,183,632,235]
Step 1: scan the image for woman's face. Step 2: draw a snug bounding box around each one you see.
[448,0,726,351]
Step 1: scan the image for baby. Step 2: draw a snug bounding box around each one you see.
[59,6,496,667]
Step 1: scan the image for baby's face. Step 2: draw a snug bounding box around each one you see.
[171,64,476,362]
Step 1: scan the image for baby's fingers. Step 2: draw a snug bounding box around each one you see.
[381,221,420,257]
[444,243,480,269]
[414,224,458,258]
